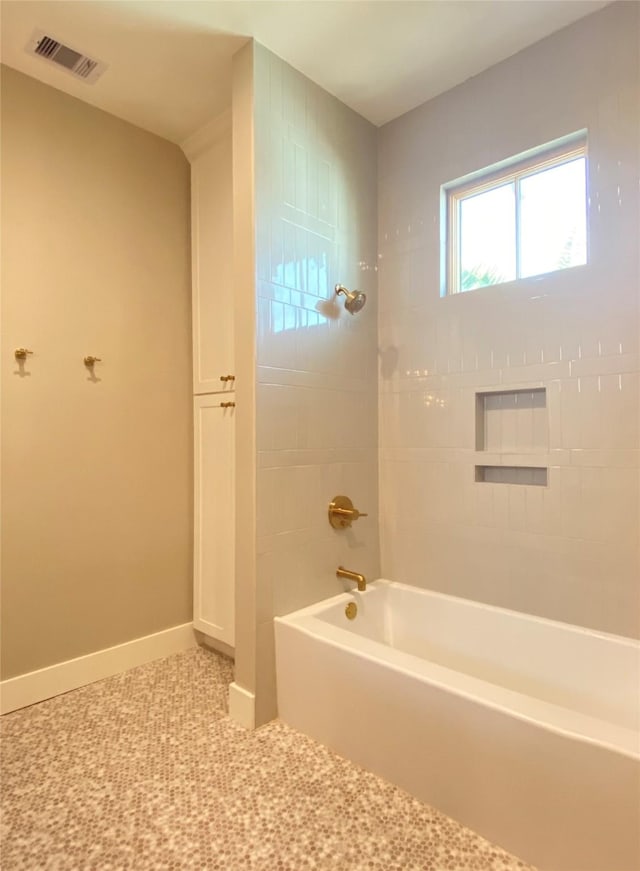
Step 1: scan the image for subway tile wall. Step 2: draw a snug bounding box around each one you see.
[377,3,639,638]
[253,45,379,722]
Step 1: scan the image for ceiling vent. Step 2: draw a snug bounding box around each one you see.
[26,30,107,84]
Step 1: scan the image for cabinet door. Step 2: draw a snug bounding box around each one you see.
[193,395,235,645]
[191,136,234,394]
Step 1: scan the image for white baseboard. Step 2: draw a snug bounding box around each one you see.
[229,681,255,729]
[1,623,196,715]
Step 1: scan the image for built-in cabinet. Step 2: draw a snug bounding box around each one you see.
[193,395,235,645]
[183,113,235,648]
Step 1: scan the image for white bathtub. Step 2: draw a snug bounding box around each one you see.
[275,580,640,871]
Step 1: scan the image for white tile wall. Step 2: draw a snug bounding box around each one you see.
[253,44,379,721]
[378,3,639,638]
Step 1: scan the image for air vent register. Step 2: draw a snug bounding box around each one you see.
[26,30,107,84]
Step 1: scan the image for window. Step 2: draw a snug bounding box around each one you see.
[444,134,587,294]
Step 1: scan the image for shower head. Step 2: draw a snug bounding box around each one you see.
[335,284,367,315]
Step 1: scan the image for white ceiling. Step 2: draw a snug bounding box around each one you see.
[1,0,611,145]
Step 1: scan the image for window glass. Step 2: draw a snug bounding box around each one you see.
[459,182,516,291]
[519,157,587,279]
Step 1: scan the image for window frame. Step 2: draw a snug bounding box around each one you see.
[444,133,588,295]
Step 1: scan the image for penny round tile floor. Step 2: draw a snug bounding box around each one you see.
[1,646,535,870]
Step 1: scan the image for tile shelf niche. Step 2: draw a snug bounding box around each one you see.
[475,466,548,486]
[475,387,548,485]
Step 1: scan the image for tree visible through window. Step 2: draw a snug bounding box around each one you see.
[445,136,587,294]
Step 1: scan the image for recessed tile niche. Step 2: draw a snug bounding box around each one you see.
[475,388,548,485]
[475,466,548,486]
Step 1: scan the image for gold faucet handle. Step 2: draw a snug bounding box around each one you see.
[14,348,33,360]
[84,356,102,367]
[332,507,368,519]
[328,496,368,529]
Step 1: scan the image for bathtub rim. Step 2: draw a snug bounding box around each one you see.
[275,580,640,762]
[280,578,640,649]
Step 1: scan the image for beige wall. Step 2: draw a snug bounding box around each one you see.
[251,44,379,723]
[378,2,639,637]
[1,66,193,679]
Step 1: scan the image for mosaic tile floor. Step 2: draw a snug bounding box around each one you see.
[1,646,535,870]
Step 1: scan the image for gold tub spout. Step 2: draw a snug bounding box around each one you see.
[336,566,366,592]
